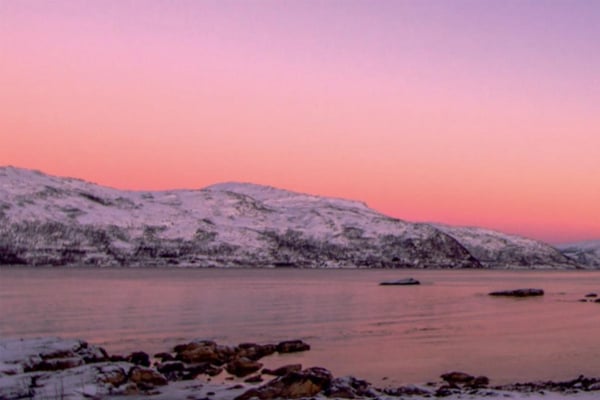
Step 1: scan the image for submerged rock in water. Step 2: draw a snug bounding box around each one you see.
[488,288,544,297]
[379,278,420,286]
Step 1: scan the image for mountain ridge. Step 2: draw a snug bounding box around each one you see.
[556,240,600,268]
[0,166,585,269]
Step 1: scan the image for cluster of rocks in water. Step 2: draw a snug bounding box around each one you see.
[578,292,600,303]
[4,337,600,400]
[485,287,600,304]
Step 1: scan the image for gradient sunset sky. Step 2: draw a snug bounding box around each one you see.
[1,0,598,244]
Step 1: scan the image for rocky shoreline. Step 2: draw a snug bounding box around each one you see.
[2,337,600,400]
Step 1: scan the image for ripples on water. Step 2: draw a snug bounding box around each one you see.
[1,267,600,385]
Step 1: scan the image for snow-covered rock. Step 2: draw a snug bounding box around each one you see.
[0,166,582,269]
[557,240,600,268]
[0,337,127,400]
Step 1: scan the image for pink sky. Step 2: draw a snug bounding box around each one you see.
[1,0,599,244]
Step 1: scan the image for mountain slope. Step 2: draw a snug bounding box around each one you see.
[557,240,600,268]
[0,167,582,269]
[0,167,480,268]
[436,225,579,269]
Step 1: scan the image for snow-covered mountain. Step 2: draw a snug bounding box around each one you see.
[0,167,581,269]
[556,240,600,268]
[436,225,579,269]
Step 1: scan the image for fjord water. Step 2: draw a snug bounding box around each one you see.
[2,268,600,385]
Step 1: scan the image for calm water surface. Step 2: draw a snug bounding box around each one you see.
[2,267,600,385]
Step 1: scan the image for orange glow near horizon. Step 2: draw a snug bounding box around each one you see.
[1,1,599,244]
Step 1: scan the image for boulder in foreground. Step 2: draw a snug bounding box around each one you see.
[235,366,332,400]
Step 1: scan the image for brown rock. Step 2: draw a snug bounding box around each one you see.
[435,385,457,397]
[174,340,216,353]
[215,345,238,360]
[238,343,277,360]
[156,361,185,374]
[24,357,84,372]
[129,366,168,387]
[470,375,490,388]
[179,363,212,380]
[100,367,128,387]
[226,357,263,377]
[122,382,140,395]
[262,364,302,376]
[326,376,372,399]
[178,345,223,365]
[276,340,310,353]
[42,350,76,359]
[235,366,332,400]
[127,351,151,367]
[441,371,475,385]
